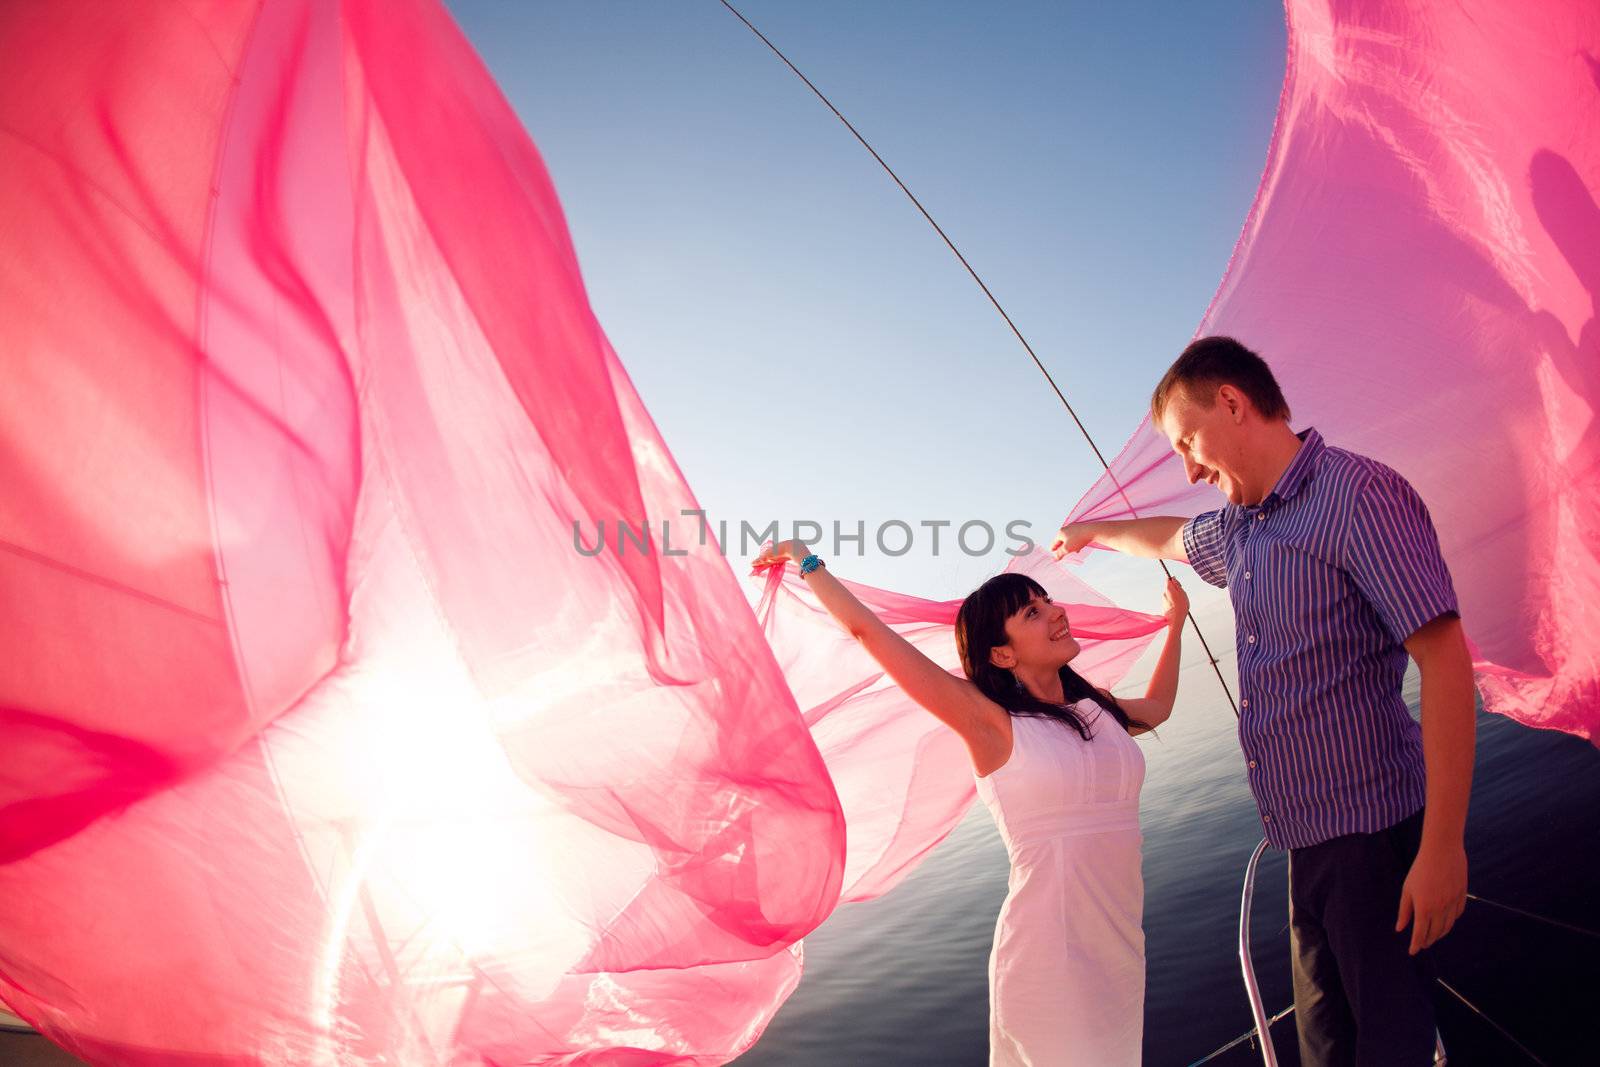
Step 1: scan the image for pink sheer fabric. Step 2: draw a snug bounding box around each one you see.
[3,0,1595,1063]
[0,1,841,1062]
[753,549,1166,905]
[0,2,1157,1063]
[1067,0,1600,745]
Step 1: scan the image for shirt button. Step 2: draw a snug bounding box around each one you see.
[1256,513,1265,522]
[1244,571,1252,580]
[1247,634,1256,644]
[1241,698,1249,708]
[1248,760,1258,769]
[1262,814,1272,823]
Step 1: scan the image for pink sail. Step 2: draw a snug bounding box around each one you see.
[1067,0,1600,744]
[0,1,1160,1063]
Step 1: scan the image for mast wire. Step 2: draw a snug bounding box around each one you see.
[717,0,1238,714]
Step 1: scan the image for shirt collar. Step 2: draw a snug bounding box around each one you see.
[1257,427,1323,508]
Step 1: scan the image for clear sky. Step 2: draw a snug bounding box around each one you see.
[444,1,1286,613]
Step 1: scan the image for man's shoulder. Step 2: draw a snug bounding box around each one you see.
[1194,501,1244,531]
[1312,443,1413,496]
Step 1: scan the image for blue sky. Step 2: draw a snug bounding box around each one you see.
[445,1,1286,610]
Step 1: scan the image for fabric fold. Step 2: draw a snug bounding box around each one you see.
[1065,0,1600,746]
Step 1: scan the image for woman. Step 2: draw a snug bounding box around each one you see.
[751,540,1188,1066]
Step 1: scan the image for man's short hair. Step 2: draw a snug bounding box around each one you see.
[1150,336,1291,422]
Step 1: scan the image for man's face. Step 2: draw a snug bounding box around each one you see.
[1159,383,1253,505]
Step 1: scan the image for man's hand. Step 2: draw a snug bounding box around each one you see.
[1395,841,1467,954]
[1048,517,1189,563]
[1398,614,1475,955]
[1050,523,1095,560]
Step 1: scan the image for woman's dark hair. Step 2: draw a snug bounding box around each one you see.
[955,572,1148,739]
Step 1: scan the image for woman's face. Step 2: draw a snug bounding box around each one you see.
[998,592,1080,669]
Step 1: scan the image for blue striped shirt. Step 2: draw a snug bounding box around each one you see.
[1182,428,1459,849]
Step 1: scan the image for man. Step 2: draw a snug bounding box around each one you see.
[1053,336,1475,1065]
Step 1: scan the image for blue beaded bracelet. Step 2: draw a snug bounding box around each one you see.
[798,554,825,576]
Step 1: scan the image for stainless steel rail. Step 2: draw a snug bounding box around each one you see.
[1237,839,1280,1067]
[1231,838,1447,1066]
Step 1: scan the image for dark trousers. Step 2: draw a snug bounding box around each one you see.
[1287,810,1437,1067]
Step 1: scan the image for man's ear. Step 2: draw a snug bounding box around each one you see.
[989,645,1016,670]
[1217,383,1248,423]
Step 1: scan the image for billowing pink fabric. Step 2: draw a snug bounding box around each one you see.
[3,0,1594,1063]
[1068,0,1600,744]
[0,1,842,1062]
[0,1,1158,1064]
[754,549,1166,904]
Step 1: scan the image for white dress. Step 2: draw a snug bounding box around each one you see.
[973,702,1146,1065]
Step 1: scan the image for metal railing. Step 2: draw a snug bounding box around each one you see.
[1209,839,1448,1066]
[1237,839,1281,1067]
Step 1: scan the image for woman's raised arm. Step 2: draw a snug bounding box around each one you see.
[753,540,1007,759]
[1114,577,1188,735]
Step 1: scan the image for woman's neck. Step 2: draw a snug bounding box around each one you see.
[1014,665,1066,705]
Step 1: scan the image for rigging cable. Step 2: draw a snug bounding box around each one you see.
[1189,883,1596,1065]
[1465,893,1600,941]
[1435,979,1550,1066]
[1186,984,1556,1067]
[717,0,1239,715]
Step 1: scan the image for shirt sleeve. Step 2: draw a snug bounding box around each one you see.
[1182,510,1230,588]
[1344,467,1460,643]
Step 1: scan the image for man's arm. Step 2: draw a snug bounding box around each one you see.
[1052,517,1188,561]
[1396,613,1476,955]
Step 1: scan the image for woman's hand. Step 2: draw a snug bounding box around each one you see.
[1162,576,1189,626]
[1124,577,1189,733]
[751,539,812,572]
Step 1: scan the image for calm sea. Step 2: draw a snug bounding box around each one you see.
[735,663,1600,1066]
